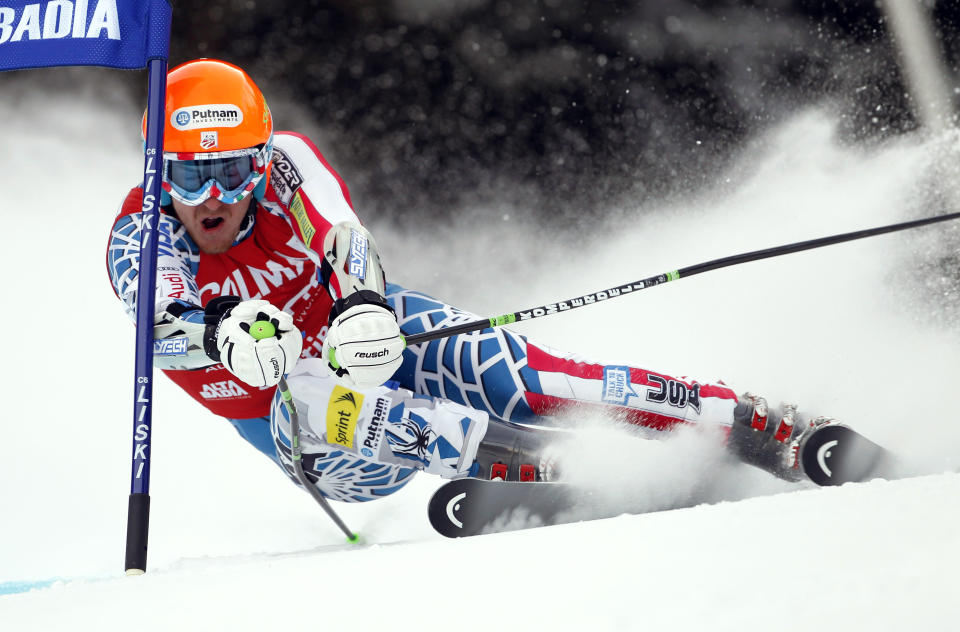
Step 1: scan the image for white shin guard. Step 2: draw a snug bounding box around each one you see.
[272,359,489,501]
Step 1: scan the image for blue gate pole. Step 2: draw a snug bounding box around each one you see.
[125,57,168,575]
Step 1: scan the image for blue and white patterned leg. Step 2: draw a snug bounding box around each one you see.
[385,282,740,433]
[386,282,543,423]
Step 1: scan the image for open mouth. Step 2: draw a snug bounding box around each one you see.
[201,217,224,231]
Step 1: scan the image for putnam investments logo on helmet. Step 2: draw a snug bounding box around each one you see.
[171,104,244,131]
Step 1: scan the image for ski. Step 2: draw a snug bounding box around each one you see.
[799,424,896,486]
[428,478,617,538]
[429,425,896,538]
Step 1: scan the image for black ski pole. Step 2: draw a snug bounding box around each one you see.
[278,376,359,543]
[245,320,359,542]
[405,210,960,346]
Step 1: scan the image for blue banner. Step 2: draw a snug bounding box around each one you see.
[0,0,171,71]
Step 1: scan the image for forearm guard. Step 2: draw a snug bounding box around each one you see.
[320,221,387,301]
[152,297,241,370]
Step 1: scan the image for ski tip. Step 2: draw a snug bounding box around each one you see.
[801,424,893,486]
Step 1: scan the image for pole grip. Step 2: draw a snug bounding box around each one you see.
[124,493,151,575]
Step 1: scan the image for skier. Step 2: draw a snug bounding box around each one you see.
[107,59,868,505]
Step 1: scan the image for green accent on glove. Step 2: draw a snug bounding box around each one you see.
[329,348,340,369]
[249,320,276,340]
[490,314,516,327]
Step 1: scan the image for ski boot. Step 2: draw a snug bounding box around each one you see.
[728,393,891,485]
[470,420,560,482]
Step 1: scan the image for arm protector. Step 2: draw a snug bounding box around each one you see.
[152,297,241,371]
[320,221,387,300]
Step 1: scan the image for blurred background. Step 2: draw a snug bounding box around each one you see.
[6,1,960,225]
[173,1,960,225]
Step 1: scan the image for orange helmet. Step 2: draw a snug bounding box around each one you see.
[144,59,274,206]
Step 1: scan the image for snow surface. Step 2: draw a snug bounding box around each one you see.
[2,77,960,631]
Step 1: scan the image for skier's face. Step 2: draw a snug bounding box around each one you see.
[172,196,253,254]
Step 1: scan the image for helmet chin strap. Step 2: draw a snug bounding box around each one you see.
[240,198,258,231]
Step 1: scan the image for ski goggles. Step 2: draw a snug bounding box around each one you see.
[161,142,272,206]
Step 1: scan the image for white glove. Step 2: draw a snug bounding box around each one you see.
[323,294,404,389]
[212,299,303,388]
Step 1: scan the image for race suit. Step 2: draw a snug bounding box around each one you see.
[106,131,741,502]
